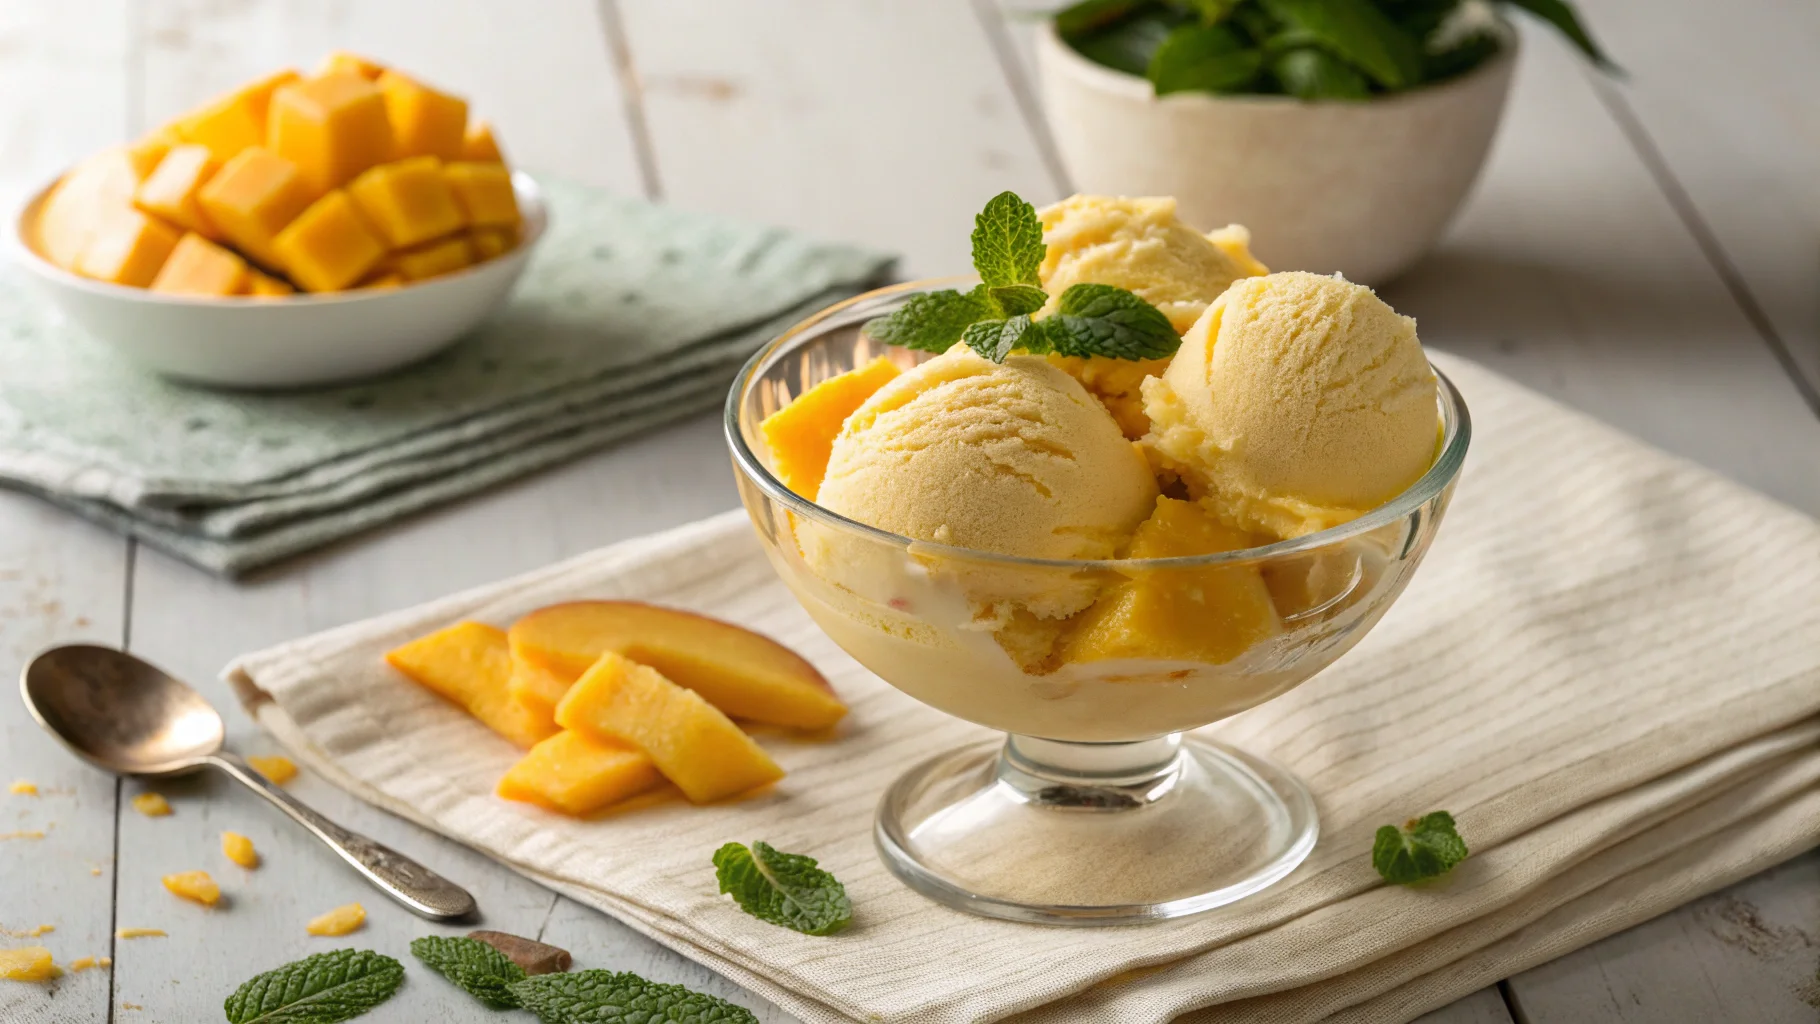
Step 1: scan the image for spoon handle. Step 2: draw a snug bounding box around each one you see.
[207,752,477,921]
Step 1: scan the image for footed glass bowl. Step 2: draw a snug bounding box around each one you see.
[725,279,1470,925]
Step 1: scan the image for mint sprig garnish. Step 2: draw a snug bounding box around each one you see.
[861,191,1179,365]
[223,948,404,1024]
[713,840,852,936]
[1372,811,1469,884]
[509,970,760,1024]
[410,935,525,1010]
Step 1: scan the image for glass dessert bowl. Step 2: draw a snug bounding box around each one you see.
[726,279,1471,925]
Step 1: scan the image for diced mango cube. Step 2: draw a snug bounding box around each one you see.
[461,119,505,163]
[388,234,473,281]
[347,156,463,248]
[132,792,171,817]
[134,144,222,238]
[555,651,784,803]
[315,51,384,80]
[468,226,517,260]
[34,149,151,270]
[150,233,249,296]
[761,356,902,499]
[267,72,393,194]
[126,130,181,179]
[274,189,385,292]
[245,755,298,783]
[0,947,58,982]
[306,903,365,936]
[358,271,406,290]
[221,831,259,868]
[443,161,518,228]
[246,269,295,297]
[197,147,315,270]
[74,210,181,287]
[385,622,557,749]
[508,654,575,718]
[173,69,301,163]
[162,870,220,906]
[496,730,663,816]
[1060,498,1281,666]
[377,69,468,161]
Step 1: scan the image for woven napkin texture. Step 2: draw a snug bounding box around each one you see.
[0,179,892,576]
[226,353,1820,1024]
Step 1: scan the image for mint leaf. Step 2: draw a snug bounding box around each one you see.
[970,191,1045,288]
[223,949,404,1024]
[1272,47,1371,99]
[1259,0,1422,89]
[1149,23,1263,94]
[964,316,1049,363]
[509,970,759,1024]
[1043,284,1180,361]
[1502,0,1615,71]
[712,841,852,936]
[989,283,1049,317]
[411,935,526,1010]
[1054,0,1153,38]
[861,288,991,353]
[1183,0,1239,25]
[1064,6,1185,76]
[1373,811,1469,884]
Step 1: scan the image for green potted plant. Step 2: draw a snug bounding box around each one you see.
[1036,0,1612,284]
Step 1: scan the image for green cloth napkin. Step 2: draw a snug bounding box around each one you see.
[0,179,894,575]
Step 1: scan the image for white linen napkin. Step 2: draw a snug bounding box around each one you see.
[226,353,1820,1023]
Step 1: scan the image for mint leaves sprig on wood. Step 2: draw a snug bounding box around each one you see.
[1372,810,1469,884]
[410,935,526,1010]
[713,840,853,936]
[222,948,404,1024]
[862,191,1178,365]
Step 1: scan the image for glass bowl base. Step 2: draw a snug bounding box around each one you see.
[875,733,1318,925]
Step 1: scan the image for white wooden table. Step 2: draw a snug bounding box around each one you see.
[3,2,1816,1021]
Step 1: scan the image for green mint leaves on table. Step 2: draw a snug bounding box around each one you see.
[510,970,760,1024]
[861,191,1178,365]
[410,935,527,1010]
[713,840,853,936]
[223,948,405,1024]
[1054,0,1613,101]
[1372,810,1469,884]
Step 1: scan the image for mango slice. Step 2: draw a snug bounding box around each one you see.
[377,69,468,161]
[245,755,298,784]
[511,601,845,730]
[134,143,222,239]
[306,903,365,936]
[274,189,386,292]
[1060,497,1281,666]
[347,156,464,248]
[760,356,901,499]
[268,72,393,195]
[496,730,662,816]
[221,831,259,868]
[0,947,58,982]
[197,147,315,270]
[555,652,783,804]
[385,622,557,749]
[151,234,249,297]
[162,870,220,906]
[508,653,575,719]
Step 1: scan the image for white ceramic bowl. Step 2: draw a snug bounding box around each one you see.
[9,171,547,389]
[1036,23,1516,286]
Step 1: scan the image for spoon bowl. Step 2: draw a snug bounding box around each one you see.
[22,644,225,776]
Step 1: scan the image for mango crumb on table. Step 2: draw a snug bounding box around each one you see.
[306,903,366,936]
[162,870,221,906]
[0,946,59,982]
[90,867,103,876]
[0,830,46,841]
[68,956,111,972]
[131,792,171,817]
[221,831,260,869]
[245,755,298,785]
[0,924,54,938]
[8,780,37,796]
[114,928,166,939]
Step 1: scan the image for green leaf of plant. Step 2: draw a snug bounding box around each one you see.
[712,841,852,936]
[410,936,526,1010]
[509,970,760,1024]
[1054,0,1155,37]
[970,191,1046,288]
[1182,0,1239,25]
[963,315,1050,363]
[1259,0,1422,88]
[1500,0,1615,71]
[860,288,992,352]
[1043,284,1181,360]
[1148,23,1264,94]
[222,949,404,1024]
[1383,0,1462,45]
[989,283,1049,317]
[1063,7,1188,77]
[1272,47,1371,99]
[1372,810,1470,884]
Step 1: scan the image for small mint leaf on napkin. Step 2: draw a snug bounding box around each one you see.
[713,840,852,935]
[860,288,992,352]
[970,191,1046,288]
[989,283,1049,317]
[1043,283,1181,361]
[509,970,759,1024]
[223,948,404,1024]
[1372,811,1469,884]
[964,316,1049,364]
[410,935,525,1009]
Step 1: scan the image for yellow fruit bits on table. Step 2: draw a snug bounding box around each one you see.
[306,903,366,936]
[245,755,298,785]
[0,947,59,982]
[162,870,221,906]
[130,792,171,817]
[221,831,260,869]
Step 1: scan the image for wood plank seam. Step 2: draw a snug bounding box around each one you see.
[594,0,663,200]
[970,0,1072,196]
[1497,979,1532,1023]
[1588,72,1820,422]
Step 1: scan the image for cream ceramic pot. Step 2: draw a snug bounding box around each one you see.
[1036,23,1516,286]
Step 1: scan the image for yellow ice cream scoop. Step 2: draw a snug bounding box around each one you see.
[1143,271,1439,539]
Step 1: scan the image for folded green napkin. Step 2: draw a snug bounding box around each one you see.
[0,180,893,575]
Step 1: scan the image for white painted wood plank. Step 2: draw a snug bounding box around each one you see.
[618,0,1060,277]
[1413,985,1517,1024]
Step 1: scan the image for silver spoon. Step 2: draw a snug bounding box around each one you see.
[21,643,476,921]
